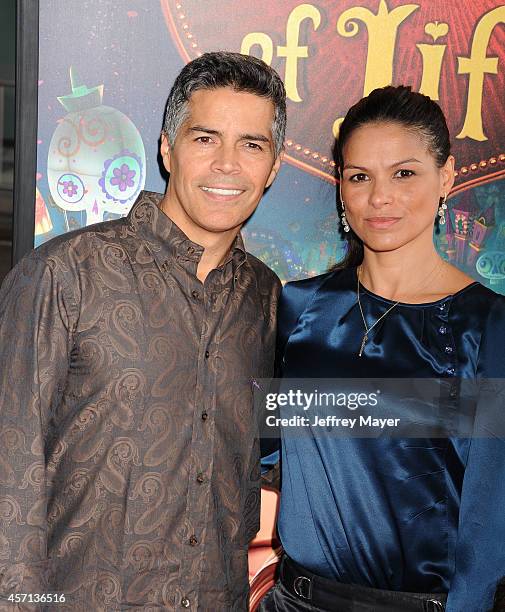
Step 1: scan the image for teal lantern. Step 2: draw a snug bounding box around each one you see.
[47,68,146,226]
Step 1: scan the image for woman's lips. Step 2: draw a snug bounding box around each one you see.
[365,217,401,229]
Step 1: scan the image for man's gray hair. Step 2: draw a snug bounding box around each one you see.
[163,51,286,157]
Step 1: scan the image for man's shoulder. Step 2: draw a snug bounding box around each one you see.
[7,217,132,295]
[33,216,130,263]
[244,251,281,290]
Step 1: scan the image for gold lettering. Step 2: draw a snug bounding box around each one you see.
[277,4,321,102]
[333,118,344,138]
[456,6,505,141]
[417,22,449,100]
[417,44,447,100]
[241,33,274,65]
[337,0,419,95]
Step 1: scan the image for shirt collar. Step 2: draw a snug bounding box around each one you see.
[127,190,247,275]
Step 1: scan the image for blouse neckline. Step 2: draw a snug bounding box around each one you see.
[354,268,479,308]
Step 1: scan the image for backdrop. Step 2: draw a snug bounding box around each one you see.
[35,0,505,291]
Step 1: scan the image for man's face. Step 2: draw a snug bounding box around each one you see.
[160,87,281,242]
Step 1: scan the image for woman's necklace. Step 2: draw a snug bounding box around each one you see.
[356,260,446,357]
[356,271,399,357]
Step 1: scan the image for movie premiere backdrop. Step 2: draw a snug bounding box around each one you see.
[35,0,505,292]
[30,2,505,603]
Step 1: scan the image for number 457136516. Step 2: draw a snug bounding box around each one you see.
[7,593,66,603]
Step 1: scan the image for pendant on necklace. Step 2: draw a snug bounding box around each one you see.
[358,333,368,357]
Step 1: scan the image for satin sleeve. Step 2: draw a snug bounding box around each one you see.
[260,275,328,467]
[446,295,505,611]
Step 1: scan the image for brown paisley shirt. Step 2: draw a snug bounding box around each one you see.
[0,191,280,611]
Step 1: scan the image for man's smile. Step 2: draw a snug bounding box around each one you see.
[200,186,245,196]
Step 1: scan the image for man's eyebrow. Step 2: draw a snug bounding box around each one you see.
[238,133,271,143]
[187,125,220,136]
[188,126,271,144]
[343,158,422,171]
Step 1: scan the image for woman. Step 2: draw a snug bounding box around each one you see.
[260,86,505,611]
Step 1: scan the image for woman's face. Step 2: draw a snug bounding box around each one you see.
[340,121,455,254]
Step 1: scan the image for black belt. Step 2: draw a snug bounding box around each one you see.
[280,555,447,612]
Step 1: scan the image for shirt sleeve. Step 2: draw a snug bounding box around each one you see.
[0,253,76,601]
[446,295,505,612]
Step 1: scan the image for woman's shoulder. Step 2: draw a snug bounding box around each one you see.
[452,282,505,375]
[452,280,505,311]
[281,267,351,310]
[277,268,352,340]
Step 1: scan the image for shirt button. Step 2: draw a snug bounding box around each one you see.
[187,246,195,255]
[191,290,200,300]
[438,302,447,311]
[205,350,210,359]
[201,411,208,421]
[439,326,447,335]
[189,535,198,546]
[181,597,190,608]
[445,346,453,354]
[196,472,205,484]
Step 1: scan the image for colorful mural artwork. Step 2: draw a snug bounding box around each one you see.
[36,0,505,294]
[46,68,146,231]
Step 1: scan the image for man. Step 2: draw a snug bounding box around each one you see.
[0,51,285,610]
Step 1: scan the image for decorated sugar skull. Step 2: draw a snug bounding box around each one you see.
[47,68,146,226]
[476,251,505,285]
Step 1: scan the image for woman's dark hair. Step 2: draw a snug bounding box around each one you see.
[334,85,451,269]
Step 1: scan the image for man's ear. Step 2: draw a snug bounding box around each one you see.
[266,151,283,188]
[160,133,172,174]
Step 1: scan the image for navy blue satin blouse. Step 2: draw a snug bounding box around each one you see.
[273,266,505,612]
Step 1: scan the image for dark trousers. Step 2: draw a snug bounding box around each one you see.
[258,555,447,612]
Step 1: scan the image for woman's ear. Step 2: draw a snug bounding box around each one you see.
[441,155,455,197]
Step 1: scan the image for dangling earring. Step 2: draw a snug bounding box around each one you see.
[340,184,351,233]
[438,193,448,225]
[340,201,350,233]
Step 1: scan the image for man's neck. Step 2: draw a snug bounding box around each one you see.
[160,195,239,283]
[196,237,238,282]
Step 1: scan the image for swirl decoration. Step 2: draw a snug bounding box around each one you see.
[336,7,370,37]
[0,496,25,527]
[129,473,167,535]
[126,541,157,572]
[1,427,29,455]
[20,462,45,491]
[65,469,92,498]
[17,532,46,562]
[92,572,121,606]
[58,532,85,557]
[56,118,81,157]
[78,112,108,147]
[100,439,141,496]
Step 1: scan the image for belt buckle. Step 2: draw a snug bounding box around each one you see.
[426,600,445,612]
[293,575,312,600]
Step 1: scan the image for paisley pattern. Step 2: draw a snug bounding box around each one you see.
[0,192,280,611]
